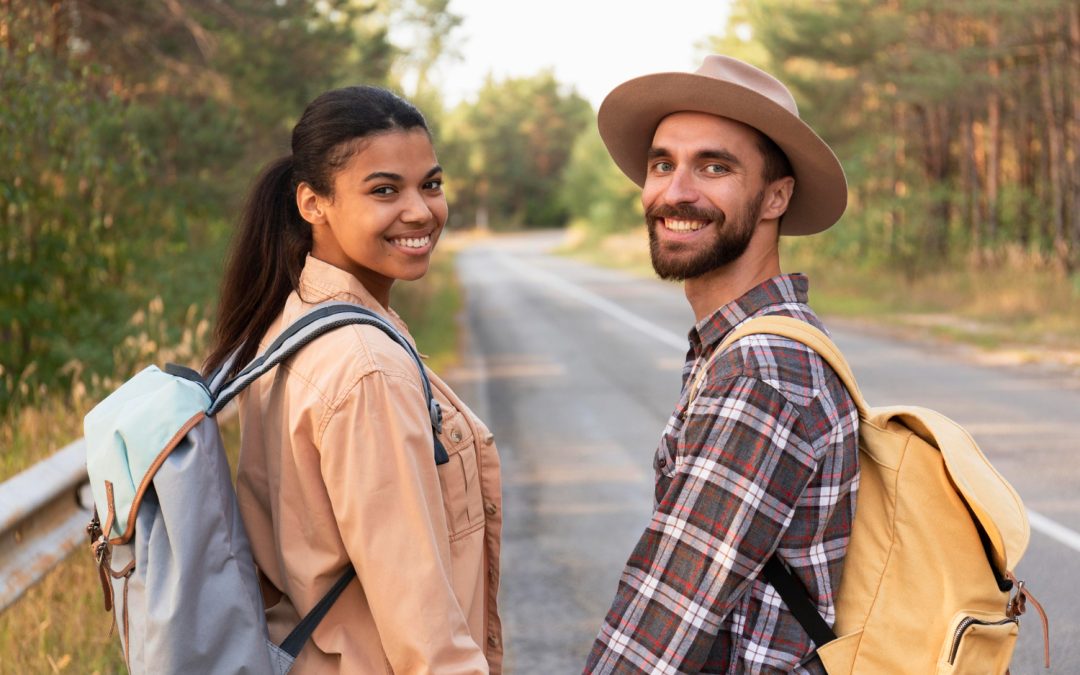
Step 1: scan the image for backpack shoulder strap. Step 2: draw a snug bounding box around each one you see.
[688,314,869,418]
[207,302,448,465]
[687,314,863,650]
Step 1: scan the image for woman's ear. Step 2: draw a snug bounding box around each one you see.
[296,182,327,226]
[761,176,795,222]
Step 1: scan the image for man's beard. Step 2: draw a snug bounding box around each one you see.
[645,190,765,281]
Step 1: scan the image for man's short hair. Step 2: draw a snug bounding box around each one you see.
[757,131,794,184]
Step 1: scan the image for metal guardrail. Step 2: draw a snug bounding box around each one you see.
[0,439,93,611]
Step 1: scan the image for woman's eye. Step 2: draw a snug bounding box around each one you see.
[424,179,443,191]
[372,185,396,195]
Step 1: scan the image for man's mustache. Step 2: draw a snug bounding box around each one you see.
[645,204,726,224]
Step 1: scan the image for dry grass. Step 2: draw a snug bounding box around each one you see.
[0,254,463,671]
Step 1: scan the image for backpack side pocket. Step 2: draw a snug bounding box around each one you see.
[937,610,1018,675]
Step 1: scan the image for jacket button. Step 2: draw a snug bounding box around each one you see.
[485,502,497,516]
[449,428,463,443]
[487,633,500,648]
[483,433,495,446]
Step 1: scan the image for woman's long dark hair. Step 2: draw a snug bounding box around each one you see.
[203,86,429,379]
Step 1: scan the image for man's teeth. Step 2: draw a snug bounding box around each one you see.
[665,219,706,232]
[392,235,431,248]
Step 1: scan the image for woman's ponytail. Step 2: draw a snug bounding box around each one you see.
[204,155,311,379]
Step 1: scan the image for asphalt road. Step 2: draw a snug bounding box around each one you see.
[444,231,1079,674]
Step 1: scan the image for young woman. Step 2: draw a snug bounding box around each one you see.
[203,86,502,673]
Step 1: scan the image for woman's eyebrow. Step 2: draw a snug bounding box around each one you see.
[363,165,443,182]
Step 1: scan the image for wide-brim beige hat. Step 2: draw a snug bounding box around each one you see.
[597,55,847,236]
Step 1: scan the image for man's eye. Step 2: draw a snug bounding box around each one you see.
[705,164,729,175]
[652,161,673,173]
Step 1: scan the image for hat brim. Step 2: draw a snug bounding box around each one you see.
[597,71,847,236]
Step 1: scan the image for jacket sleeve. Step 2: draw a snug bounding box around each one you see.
[318,366,488,675]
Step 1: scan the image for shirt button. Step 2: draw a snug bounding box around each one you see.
[485,502,497,516]
[449,427,463,443]
[487,633,500,648]
[483,433,495,446]
[657,457,667,468]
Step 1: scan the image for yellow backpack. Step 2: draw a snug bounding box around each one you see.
[693,315,1048,674]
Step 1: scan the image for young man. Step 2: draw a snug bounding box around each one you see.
[584,56,860,674]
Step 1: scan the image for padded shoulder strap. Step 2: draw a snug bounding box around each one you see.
[689,315,869,418]
[208,302,448,464]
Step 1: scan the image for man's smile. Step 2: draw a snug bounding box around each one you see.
[660,218,709,232]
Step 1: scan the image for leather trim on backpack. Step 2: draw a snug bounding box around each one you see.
[107,411,206,545]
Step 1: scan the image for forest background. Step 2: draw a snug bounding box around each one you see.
[2,0,1080,434]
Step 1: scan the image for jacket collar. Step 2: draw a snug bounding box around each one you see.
[297,254,412,338]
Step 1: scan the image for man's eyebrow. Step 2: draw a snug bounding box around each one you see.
[697,149,742,166]
[646,147,743,166]
[363,165,443,182]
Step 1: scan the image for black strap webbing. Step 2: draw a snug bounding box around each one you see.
[763,554,836,649]
[279,567,358,658]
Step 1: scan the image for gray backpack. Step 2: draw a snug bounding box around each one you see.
[84,302,449,674]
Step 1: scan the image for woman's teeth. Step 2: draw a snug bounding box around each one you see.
[391,235,431,248]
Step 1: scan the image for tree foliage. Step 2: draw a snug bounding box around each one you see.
[441,71,591,229]
[709,0,1080,273]
[0,0,403,411]
[558,124,642,235]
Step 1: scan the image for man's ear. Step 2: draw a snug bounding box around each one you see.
[761,176,795,221]
[296,182,327,226]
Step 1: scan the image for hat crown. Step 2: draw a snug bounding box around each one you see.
[695,55,800,118]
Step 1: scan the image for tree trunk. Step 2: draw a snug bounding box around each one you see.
[1066,3,1080,269]
[985,15,1002,245]
[1036,24,1066,256]
[961,108,981,254]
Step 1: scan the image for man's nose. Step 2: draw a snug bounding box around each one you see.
[661,167,698,205]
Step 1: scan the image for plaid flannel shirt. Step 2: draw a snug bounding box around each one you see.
[586,274,859,674]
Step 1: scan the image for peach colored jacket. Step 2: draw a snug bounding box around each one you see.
[236,255,503,674]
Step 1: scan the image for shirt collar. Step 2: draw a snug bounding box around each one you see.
[297,254,411,336]
[689,273,810,355]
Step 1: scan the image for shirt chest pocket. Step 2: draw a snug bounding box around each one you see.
[434,405,484,539]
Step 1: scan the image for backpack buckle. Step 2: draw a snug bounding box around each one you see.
[87,512,103,545]
[430,399,443,433]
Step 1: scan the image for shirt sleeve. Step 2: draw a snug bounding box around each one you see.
[585,374,819,674]
[319,367,489,675]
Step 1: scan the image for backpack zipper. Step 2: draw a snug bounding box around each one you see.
[948,615,1018,664]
